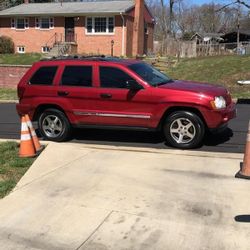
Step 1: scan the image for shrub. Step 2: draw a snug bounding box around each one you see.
[0,36,14,54]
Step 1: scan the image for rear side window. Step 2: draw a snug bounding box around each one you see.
[30,66,57,85]
[61,66,92,87]
[100,66,133,88]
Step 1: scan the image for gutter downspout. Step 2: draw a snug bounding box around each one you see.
[120,12,125,57]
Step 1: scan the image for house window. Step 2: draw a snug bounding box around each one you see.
[108,17,114,33]
[144,23,148,34]
[95,17,106,33]
[11,18,29,30]
[86,17,114,34]
[35,17,54,29]
[41,18,50,29]
[11,19,15,28]
[17,46,25,54]
[41,46,50,53]
[35,18,39,28]
[87,17,92,33]
[17,18,25,29]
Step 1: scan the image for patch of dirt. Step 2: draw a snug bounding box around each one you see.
[0,174,4,182]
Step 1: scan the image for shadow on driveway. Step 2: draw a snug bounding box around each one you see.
[71,127,233,149]
[203,128,233,146]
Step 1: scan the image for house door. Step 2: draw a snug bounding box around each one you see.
[65,17,75,42]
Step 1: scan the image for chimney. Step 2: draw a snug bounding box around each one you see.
[24,0,29,3]
[132,0,144,56]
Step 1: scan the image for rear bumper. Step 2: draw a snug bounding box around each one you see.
[16,103,34,119]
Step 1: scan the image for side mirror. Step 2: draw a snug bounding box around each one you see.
[126,80,143,91]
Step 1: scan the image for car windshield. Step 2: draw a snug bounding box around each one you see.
[128,63,173,87]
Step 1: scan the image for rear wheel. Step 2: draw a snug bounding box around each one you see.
[163,111,205,149]
[38,109,71,142]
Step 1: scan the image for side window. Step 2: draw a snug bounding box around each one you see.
[100,67,134,88]
[30,66,57,85]
[61,66,92,87]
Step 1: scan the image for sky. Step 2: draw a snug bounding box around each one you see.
[189,0,249,5]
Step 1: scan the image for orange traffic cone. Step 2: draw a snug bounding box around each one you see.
[19,116,36,158]
[235,121,250,179]
[25,114,44,153]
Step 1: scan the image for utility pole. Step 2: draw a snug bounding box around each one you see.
[169,0,174,36]
[216,0,250,54]
[237,0,240,54]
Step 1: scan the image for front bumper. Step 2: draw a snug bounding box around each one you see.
[209,122,229,134]
[203,102,236,129]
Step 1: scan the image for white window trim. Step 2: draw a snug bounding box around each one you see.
[85,16,115,35]
[17,46,25,54]
[35,17,54,30]
[11,17,29,30]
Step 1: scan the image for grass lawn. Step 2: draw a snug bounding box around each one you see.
[0,141,36,198]
[0,53,42,65]
[0,88,17,100]
[165,55,250,98]
[0,54,249,99]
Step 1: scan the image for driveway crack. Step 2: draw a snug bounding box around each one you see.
[75,210,114,250]
[13,152,92,192]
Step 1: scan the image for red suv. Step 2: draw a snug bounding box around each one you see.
[16,56,236,149]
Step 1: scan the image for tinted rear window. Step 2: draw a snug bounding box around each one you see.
[30,66,57,85]
[61,66,92,87]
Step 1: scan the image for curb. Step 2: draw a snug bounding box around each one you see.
[70,142,244,160]
[0,139,242,160]
[0,138,50,146]
[0,100,18,103]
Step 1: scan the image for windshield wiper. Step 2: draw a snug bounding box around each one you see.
[154,80,173,86]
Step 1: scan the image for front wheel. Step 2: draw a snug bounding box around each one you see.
[38,109,71,142]
[163,111,205,149]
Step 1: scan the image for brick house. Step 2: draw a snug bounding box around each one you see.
[0,0,154,57]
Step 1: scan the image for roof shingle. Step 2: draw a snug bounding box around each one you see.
[0,1,135,16]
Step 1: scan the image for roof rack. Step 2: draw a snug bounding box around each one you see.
[40,55,123,62]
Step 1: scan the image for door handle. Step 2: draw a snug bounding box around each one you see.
[100,93,112,99]
[57,91,69,96]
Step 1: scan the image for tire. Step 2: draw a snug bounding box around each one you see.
[163,111,205,149]
[38,108,71,142]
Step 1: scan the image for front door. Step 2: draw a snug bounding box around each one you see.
[94,65,154,128]
[65,17,75,42]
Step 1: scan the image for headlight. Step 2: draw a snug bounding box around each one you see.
[211,96,226,109]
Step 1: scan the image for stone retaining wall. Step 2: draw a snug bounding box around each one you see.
[0,65,31,88]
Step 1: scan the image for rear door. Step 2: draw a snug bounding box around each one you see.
[56,62,101,124]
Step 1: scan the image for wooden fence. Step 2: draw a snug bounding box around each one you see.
[154,40,250,58]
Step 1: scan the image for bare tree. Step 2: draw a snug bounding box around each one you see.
[173,1,241,37]
[147,0,169,40]
[174,1,201,36]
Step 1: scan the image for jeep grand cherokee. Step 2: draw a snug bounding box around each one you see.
[16,56,236,149]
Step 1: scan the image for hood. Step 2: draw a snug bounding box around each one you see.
[158,80,227,97]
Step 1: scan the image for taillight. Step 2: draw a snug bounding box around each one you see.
[17,86,25,101]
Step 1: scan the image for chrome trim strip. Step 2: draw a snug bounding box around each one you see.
[74,111,151,119]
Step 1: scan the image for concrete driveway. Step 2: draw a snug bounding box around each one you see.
[0,143,249,250]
